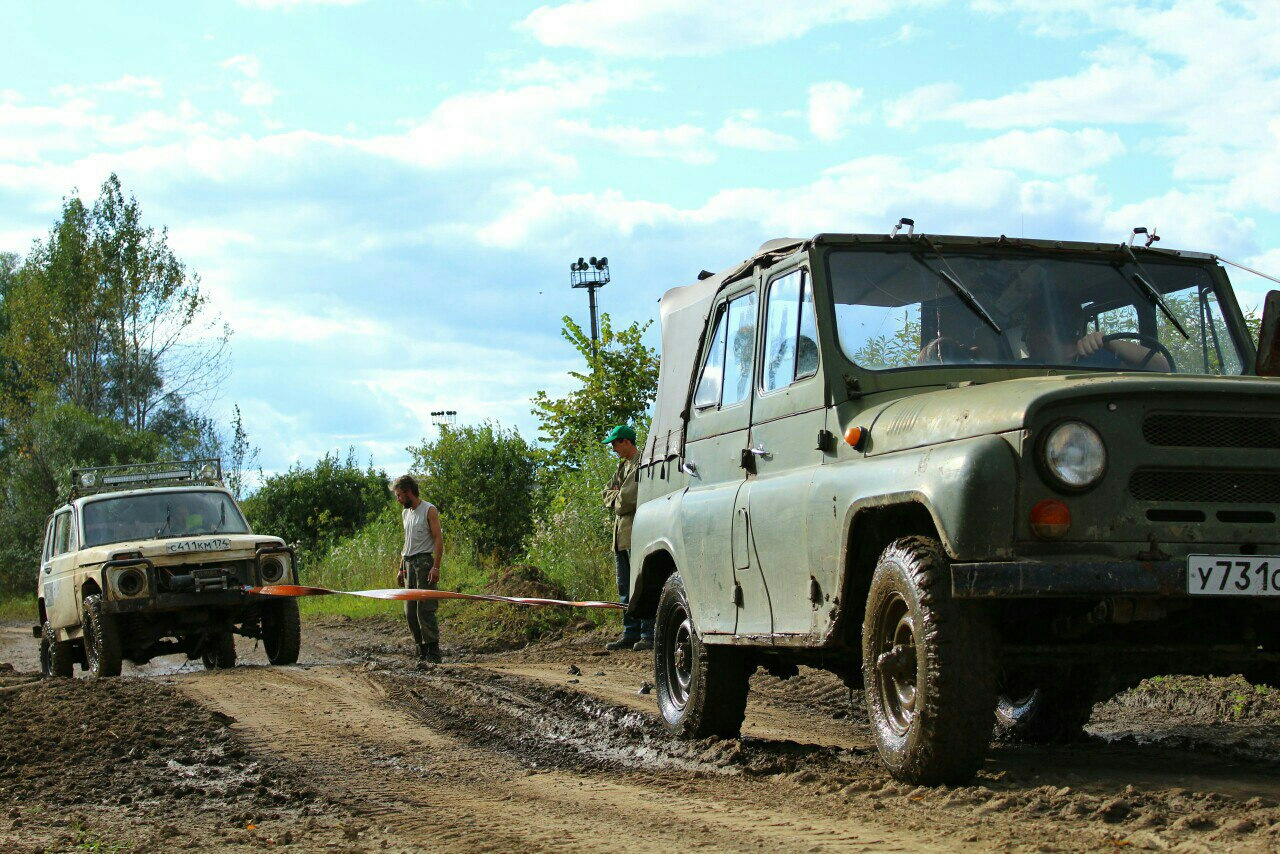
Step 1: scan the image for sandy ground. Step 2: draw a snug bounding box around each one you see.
[5,616,1280,852]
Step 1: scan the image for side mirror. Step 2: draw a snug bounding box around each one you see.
[1257,290,1280,377]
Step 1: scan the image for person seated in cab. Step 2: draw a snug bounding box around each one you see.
[1023,294,1171,371]
[171,498,206,535]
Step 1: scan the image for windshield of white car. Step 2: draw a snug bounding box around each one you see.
[827,250,1248,375]
[82,490,249,547]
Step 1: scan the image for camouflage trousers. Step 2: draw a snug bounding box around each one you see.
[402,552,439,648]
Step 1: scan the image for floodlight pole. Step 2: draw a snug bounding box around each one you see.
[569,256,611,358]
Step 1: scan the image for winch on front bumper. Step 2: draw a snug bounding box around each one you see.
[97,544,295,614]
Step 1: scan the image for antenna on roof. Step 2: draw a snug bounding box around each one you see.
[891,217,915,238]
[1128,226,1159,248]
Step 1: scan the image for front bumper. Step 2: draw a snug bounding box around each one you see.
[106,588,254,615]
[952,560,1186,598]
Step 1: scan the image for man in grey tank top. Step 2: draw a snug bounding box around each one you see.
[393,474,444,663]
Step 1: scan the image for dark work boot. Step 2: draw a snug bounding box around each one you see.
[606,635,640,651]
[632,638,654,652]
[423,642,442,664]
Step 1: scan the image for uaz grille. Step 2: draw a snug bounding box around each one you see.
[1129,469,1280,504]
[1143,412,1280,449]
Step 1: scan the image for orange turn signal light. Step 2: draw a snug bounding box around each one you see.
[1030,499,1071,540]
[844,426,868,451]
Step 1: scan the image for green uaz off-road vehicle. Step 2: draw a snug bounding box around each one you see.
[627,226,1280,784]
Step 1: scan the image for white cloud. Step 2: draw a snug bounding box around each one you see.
[884,82,960,129]
[713,110,797,152]
[220,55,280,107]
[53,75,164,100]
[558,120,713,163]
[522,0,915,57]
[950,128,1125,176]
[807,81,863,142]
[1103,189,1258,258]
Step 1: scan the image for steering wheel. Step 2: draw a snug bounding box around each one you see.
[1100,332,1177,373]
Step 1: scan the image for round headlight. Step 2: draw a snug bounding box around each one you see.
[261,557,286,584]
[80,472,96,487]
[1042,421,1106,490]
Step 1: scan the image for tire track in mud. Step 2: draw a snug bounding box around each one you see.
[176,664,951,853]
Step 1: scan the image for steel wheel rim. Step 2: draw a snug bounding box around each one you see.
[875,592,918,736]
[664,603,694,710]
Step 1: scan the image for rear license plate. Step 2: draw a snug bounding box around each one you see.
[1188,555,1280,596]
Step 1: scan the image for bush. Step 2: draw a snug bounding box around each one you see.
[240,449,389,558]
[407,421,541,563]
[524,440,620,604]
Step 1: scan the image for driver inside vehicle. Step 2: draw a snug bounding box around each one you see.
[171,499,206,535]
[1023,293,1171,371]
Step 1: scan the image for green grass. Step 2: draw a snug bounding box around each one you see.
[0,594,35,622]
[294,514,613,646]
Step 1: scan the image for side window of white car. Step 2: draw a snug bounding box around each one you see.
[53,512,72,556]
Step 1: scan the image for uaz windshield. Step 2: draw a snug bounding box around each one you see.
[828,250,1248,375]
[82,490,249,547]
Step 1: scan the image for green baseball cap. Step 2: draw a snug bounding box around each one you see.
[601,425,637,444]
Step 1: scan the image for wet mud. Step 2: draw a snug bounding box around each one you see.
[6,618,1280,850]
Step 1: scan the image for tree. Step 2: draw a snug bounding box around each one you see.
[530,314,659,468]
[407,421,541,562]
[1,175,228,439]
[240,450,388,557]
[225,405,261,500]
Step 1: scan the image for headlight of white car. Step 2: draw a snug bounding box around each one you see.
[1042,421,1106,490]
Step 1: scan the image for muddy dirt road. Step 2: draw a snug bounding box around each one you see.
[6,617,1280,851]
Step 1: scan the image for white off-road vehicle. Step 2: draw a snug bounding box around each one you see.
[35,459,300,676]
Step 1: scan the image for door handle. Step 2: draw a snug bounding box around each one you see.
[680,461,699,478]
[747,444,771,459]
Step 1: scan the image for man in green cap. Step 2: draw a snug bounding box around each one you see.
[601,424,652,650]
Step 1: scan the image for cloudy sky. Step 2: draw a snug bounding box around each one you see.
[3,0,1278,475]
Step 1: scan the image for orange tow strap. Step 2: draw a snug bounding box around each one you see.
[245,584,624,610]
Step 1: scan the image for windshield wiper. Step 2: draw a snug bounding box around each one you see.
[154,504,171,539]
[212,502,226,533]
[1121,245,1189,339]
[913,237,1003,335]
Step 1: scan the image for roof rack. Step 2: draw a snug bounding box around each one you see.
[68,459,223,501]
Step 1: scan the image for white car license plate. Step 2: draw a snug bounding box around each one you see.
[1188,555,1280,596]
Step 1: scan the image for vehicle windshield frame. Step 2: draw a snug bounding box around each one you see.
[822,244,1252,378]
[80,488,251,548]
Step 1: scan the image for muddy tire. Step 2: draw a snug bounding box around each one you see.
[82,594,123,678]
[862,536,997,785]
[263,599,301,665]
[654,573,750,739]
[201,632,237,670]
[39,620,74,678]
[996,671,1097,744]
